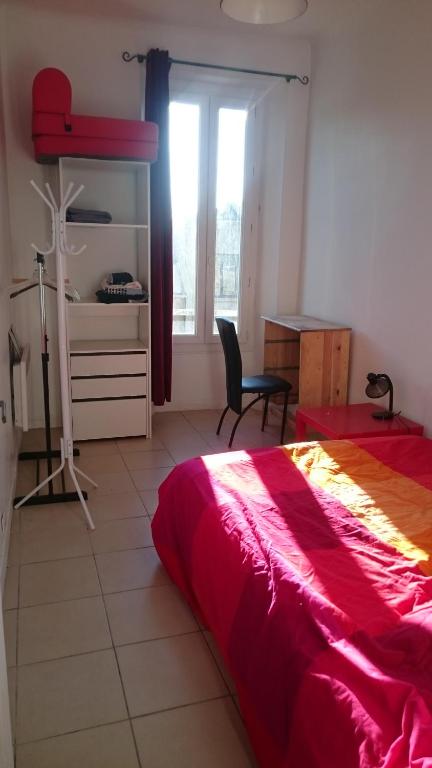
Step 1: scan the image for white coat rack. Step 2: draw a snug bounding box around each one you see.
[14,180,96,530]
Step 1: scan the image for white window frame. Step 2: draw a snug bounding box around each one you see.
[169,85,258,348]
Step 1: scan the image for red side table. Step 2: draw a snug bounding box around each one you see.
[295,403,424,441]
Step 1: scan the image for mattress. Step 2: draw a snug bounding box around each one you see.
[152,435,432,768]
[32,68,158,163]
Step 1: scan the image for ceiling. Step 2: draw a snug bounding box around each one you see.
[7,0,366,39]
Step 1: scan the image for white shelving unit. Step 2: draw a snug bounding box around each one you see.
[59,157,152,441]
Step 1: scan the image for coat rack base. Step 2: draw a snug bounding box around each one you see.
[14,490,88,507]
[18,448,80,460]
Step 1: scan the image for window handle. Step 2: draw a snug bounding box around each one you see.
[0,400,6,424]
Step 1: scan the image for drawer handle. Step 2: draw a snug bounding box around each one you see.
[72,395,146,403]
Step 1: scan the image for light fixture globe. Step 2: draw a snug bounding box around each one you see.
[220,0,308,24]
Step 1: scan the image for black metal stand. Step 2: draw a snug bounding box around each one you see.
[12,254,87,508]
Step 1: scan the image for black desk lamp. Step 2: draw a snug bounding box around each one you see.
[366,372,394,420]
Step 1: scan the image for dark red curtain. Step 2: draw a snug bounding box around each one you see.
[145,49,173,405]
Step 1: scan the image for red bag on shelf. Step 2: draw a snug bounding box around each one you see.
[32,68,158,164]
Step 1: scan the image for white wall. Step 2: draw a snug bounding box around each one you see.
[254,78,309,368]
[0,5,17,763]
[1,3,310,423]
[300,2,432,432]
[0,5,19,582]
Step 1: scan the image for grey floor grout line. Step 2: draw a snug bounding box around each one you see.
[11,418,280,763]
[92,540,143,768]
[14,628,207,670]
[14,717,132,749]
[17,580,173,611]
[15,692,235,751]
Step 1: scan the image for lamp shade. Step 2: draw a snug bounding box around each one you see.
[220,0,308,24]
[365,372,395,420]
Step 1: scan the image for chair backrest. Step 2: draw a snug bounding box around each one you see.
[215,317,243,414]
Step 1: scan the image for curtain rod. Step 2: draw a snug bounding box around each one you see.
[121,51,309,85]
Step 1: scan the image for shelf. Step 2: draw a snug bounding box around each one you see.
[61,157,151,170]
[66,222,148,230]
[70,298,149,307]
[70,339,147,354]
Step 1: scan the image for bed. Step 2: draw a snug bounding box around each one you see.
[151,435,432,768]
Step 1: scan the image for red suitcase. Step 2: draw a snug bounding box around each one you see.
[32,68,158,164]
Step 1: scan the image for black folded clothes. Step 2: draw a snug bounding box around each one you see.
[66,207,112,224]
[96,272,149,304]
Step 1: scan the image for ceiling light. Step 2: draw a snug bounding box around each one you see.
[220,0,308,24]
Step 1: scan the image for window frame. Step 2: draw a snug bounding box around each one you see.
[169,85,258,347]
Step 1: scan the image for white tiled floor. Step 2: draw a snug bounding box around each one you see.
[5,408,292,767]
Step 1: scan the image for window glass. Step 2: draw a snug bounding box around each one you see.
[213,107,247,332]
[169,101,200,334]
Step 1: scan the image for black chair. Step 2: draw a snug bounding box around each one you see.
[216,317,292,448]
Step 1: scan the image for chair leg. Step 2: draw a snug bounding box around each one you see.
[261,395,269,432]
[229,396,262,448]
[280,391,289,445]
[216,405,230,435]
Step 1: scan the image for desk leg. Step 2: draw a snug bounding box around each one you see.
[295,413,307,441]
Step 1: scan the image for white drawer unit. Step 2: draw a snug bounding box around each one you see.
[72,399,147,441]
[69,340,151,441]
[62,158,152,442]
[70,351,147,378]
[71,376,147,400]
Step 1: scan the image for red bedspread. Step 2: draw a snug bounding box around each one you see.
[151,436,432,767]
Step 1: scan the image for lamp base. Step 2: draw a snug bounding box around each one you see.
[372,410,394,420]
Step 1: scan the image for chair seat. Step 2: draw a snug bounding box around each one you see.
[241,375,291,395]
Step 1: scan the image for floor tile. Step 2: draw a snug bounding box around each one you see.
[105,585,198,646]
[139,489,159,517]
[160,434,211,463]
[117,633,227,717]
[20,556,101,607]
[95,547,169,593]
[122,450,175,471]
[132,697,255,768]
[75,454,127,475]
[4,566,19,610]
[20,524,92,564]
[203,631,237,694]
[153,412,189,428]
[199,431,233,450]
[86,492,146,524]
[16,649,127,744]
[8,666,16,741]
[70,470,136,496]
[16,721,139,768]
[20,503,90,535]
[18,597,111,665]
[117,436,165,453]
[152,421,199,440]
[4,610,17,667]
[183,410,225,430]
[7,534,20,565]
[76,439,121,457]
[14,464,39,497]
[11,509,20,534]
[129,466,173,491]
[90,517,153,554]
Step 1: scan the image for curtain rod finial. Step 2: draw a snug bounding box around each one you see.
[122,51,146,63]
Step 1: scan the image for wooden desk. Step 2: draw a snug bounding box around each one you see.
[262,315,351,408]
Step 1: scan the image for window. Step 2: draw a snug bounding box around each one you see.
[213,107,247,332]
[169,95,252,341]
[169,102,200,335]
